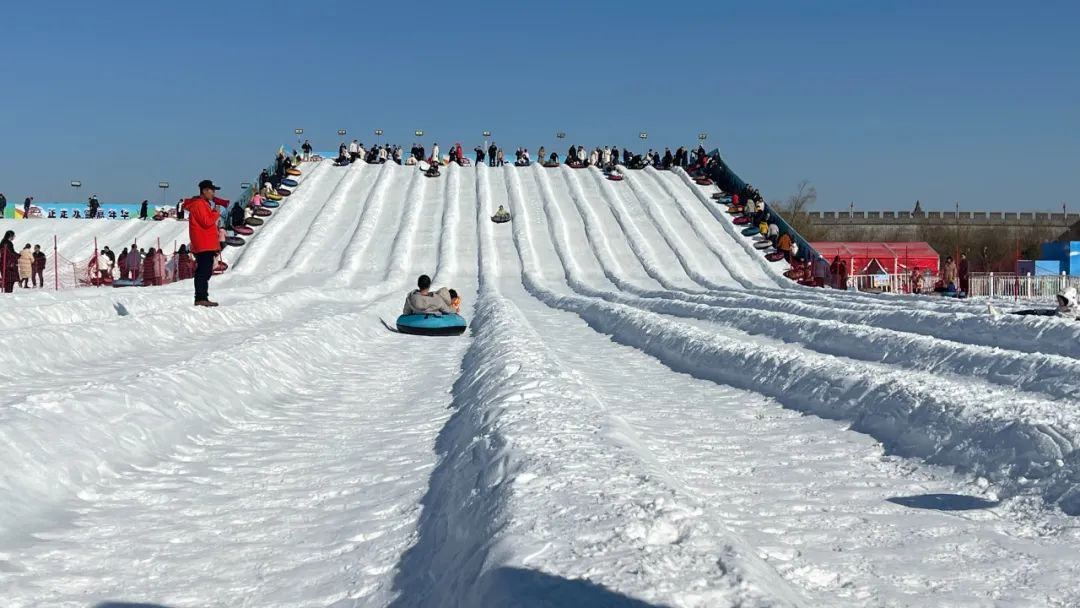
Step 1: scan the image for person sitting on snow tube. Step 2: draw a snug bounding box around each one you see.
[449,289,461,314]
[403,274,455,315]
[424,163,441,178]
[492,205,511,223]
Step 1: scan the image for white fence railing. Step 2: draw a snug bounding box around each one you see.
[968,273,1080,301]
[847,272,1079,301]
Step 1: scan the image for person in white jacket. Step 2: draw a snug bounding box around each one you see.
[431,143,440,164]
[97,250,112,281]
[347,140,358,161]
[576,146,586,164]
[601,146,611,166]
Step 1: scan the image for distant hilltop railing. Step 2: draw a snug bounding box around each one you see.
[805,211,1073,225]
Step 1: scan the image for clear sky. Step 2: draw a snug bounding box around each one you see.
[1,0,1075,211]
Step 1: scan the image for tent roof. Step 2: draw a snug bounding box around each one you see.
[810,241,939,260]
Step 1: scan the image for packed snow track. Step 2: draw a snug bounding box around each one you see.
[3,160,1080,607]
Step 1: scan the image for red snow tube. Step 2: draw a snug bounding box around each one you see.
[733,215,751,225]
[695,178,713,186]
[607,174,624,181]
[726,206,745,214]
[213,261,229,275]
[233,225,254,235]
[765,251,787,262]
[253,207,272,217]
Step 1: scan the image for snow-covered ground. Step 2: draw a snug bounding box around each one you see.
[2,159,1080,607]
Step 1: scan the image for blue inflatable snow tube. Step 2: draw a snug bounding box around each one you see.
[396,313,467,336]
[281,178,299,188]
[261,199,280,208]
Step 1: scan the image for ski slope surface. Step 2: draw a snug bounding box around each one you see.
[2,160,1080,607]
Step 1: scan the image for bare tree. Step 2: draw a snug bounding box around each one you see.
[772,179,819,237]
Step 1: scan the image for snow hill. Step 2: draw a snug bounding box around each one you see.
[3,160,1080,607]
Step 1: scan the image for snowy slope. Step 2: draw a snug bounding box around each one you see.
[2,161,1080,607]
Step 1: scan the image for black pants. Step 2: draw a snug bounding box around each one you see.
[194,251,215,302]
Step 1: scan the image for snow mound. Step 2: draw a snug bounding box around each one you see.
[389,294,805,607]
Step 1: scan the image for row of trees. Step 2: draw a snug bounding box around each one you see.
[773,180,1067,272]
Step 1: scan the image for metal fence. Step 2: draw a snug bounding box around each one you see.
[848,272,1079,301]
[967,273,1080,301]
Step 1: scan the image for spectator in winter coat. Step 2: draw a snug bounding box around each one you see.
[488,143,498,167]
[23,197,32,219]
[0,193,6,217]
[475,146,485,165]
[812,255,828,288]
[496,148,505,166]
[154,249,166,285]
[0,231,17,292]
[96,249,112,282]
[454,143,464,165]
[139,200,149,220]
[176,244,194,280]
[118,247,129,280]
[32,245,45,288]
[941,256,958,290]
[18,244,33,287]
[142,248,158,286]
[127,246,141,280]
[181,180,229,306]
[403,274,455,315]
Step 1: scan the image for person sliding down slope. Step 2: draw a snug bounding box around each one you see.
[491,205,511,222]
[403,274,456,315]
[1003,287,1079,320]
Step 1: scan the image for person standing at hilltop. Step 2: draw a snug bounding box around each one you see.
[23,196,32,219]
[181,180,229,307]
[0,193,7,218]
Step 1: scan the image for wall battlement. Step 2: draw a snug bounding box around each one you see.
[807,211,1072,226]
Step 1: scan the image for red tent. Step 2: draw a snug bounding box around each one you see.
[809,242,940,274]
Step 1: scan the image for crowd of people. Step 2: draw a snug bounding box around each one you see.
[308,137,716,175]
[0,231,46,292]
[89,243,197,286]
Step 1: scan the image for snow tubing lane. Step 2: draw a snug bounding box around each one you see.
[224,236,245,247]
[261,200,280,208]
[232,225,255,235]
[286,168,301,176]
[245,217,264,226]
[281,178,299,187]
[741,226,761,236]
[395,313,467,336]
[253,208,272,217]
[733,216,751,225]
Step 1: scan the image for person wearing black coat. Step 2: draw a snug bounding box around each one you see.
[0,193,7,217]
[1,230,18,292]
[474,146,485,165]
[139,200,149,220]
[488,143,497,167]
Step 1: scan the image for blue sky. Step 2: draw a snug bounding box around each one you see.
[1,0,1075,211]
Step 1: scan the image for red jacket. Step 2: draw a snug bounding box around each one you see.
[182,196,228,253]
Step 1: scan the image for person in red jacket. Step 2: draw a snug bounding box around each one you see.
[181,180,229,307]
